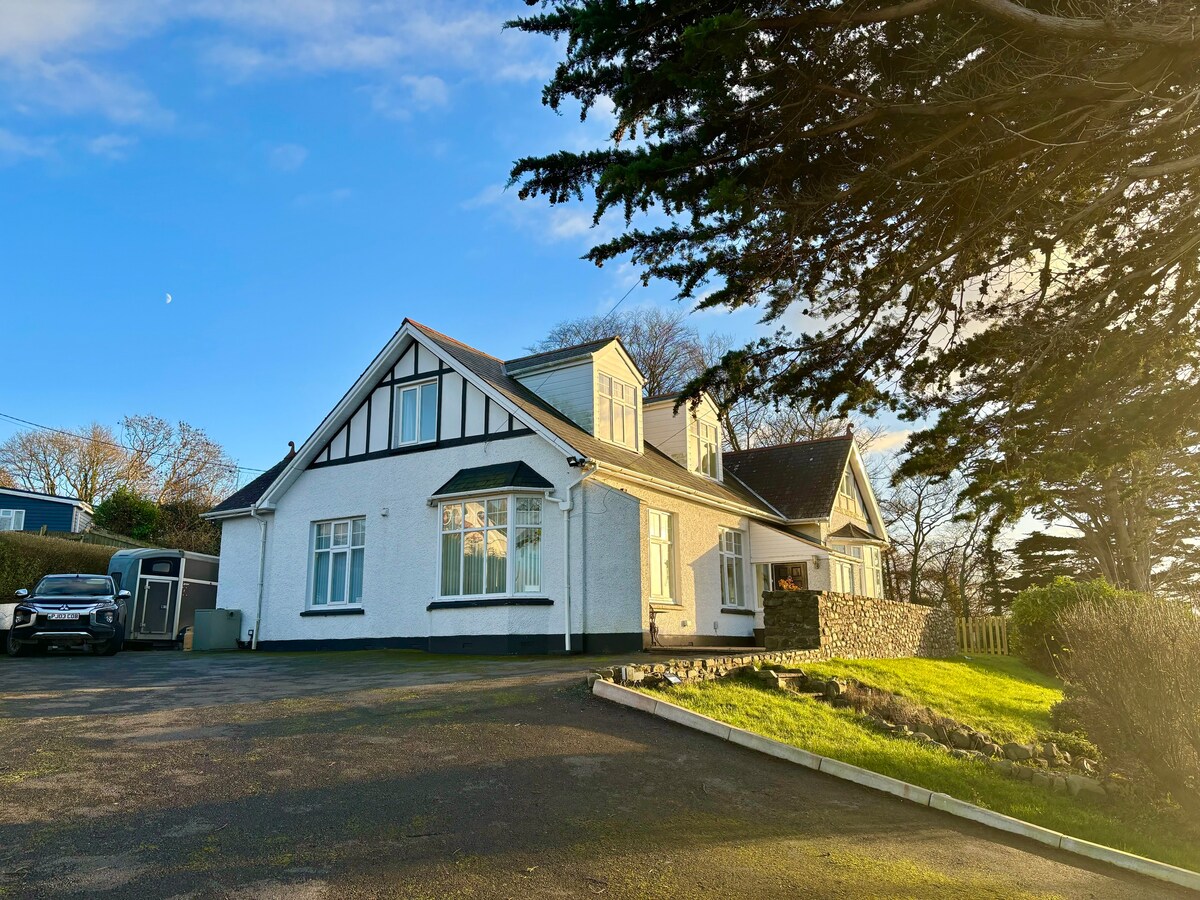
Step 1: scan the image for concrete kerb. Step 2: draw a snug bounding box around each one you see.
[591,678,1200,893]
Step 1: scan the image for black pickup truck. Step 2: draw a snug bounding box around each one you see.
[6,574,130,657]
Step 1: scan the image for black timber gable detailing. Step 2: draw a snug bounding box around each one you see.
[309,337,535,471]
[309,429,536,469]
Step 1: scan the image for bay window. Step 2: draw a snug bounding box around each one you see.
[439,495,543,598]
[311,517,365,606]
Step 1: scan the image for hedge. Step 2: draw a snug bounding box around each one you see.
[0,532,117,600]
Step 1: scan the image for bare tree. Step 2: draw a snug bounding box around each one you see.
[0,416,238,508]
[121,415,238,505]
[532,307,703,397]
[882,475,962,606]
[0,424,128,505]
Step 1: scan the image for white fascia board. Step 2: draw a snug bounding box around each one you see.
[0,488,91,512]
[593,461,786,522]
[847,443,890,543]
[427,486,555,505]
[201,506,264,522]
[259,323,416,508]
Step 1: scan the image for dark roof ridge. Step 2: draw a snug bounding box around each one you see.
[726,434,854,456]
[406,319,504,362]
[504,336,617,369]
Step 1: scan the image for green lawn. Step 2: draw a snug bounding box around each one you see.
[640,657,1200,873]
[799,656,1060,742]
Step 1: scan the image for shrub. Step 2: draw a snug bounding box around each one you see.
[1037,729,1100,762]
[0,532,116,599]
[1009,577,1143,673]
[1057,597,1200,816]
[94,487,159,541]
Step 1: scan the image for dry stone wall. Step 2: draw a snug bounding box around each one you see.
[762,590,956,658]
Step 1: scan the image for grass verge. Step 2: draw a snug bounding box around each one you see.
[639,657,1200,872]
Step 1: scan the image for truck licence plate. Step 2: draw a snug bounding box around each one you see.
[48,613,78,620]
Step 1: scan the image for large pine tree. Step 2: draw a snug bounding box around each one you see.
[511,0,1200,589]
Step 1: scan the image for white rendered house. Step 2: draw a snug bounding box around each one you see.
[205,319,890,653]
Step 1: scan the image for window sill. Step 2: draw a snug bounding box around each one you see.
[427,598,553,611]
[720,607,757,616]
[649,601,680,610]
[300,607,365,617]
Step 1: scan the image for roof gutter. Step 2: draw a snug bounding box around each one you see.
[592,461,787,523]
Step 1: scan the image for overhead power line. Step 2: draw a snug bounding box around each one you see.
[0,412,268,476]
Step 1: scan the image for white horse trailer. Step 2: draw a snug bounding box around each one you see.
[107,549,220,645]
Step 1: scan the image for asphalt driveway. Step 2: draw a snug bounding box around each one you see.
[0,650,1186,898]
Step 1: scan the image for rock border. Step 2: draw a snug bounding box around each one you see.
[592,679,1200,893]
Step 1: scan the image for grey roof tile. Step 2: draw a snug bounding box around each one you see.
[723,437,854,520]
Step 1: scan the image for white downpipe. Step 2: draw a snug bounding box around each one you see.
[556,459,598,654]
[249,504,269,650]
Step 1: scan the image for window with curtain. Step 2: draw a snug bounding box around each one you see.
[719,527,746,607]
[0,510,25,532]
[311,517,365,606]
[648,509,674,602]
[690,419,719,478]
[394,380,438,446]
[597,373,638,449]
[440,495,543,597]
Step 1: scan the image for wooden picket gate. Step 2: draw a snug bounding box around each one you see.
[957,616,1009,655]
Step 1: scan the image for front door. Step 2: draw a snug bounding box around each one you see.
[138,579,177,636]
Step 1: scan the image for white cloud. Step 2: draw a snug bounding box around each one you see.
[464,180,625,247]
[867,429,914,456]
[362,74,450,119]
[1,57,169,124]
[0,1,554,127]
[86,132,136,159]
[268,142,308,172]
[0,126,52,164]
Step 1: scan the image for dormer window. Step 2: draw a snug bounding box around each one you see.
[395,381,438,446]
[598,373,638,449]
[691,419,719,479]
[837,470,865,517]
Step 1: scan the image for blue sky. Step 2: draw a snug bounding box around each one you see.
[0,1,904,486]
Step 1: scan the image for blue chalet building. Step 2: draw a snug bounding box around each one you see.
[0,487,94,534]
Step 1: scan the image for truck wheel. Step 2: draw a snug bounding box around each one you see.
[6,629,32,658]
[94,627,125,657]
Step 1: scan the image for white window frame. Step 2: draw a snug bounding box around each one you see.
[309,516,366,607]
[832,543,867,595]
[437,494,544,600]
[838,470,864,516]
[0,509,25,531]
[718,527,747,608]
[597,373,639,449]
[691,419,720,479]
[647,509,676,603]
[393,379,438,447]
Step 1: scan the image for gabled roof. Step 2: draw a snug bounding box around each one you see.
[504,337,617,373]
[208,456,292,516]
[0,486,93,513]
[723,436,855,521]
[433,461,554,498]
[829,521,882,541]
[408,322,774,515]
